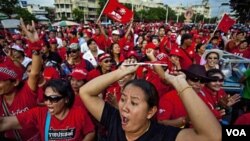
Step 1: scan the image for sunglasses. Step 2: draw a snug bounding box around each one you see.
[188,77,205,83]
[210,77,224,83]
[68,50,79,54]
[208,57,218,60]
[103,59,112,63]
[44,95,64,103]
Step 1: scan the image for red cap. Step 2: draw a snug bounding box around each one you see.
[84,31,92,38]
[43,67,60,80]
[193,34,201,39]
[49,38,57,44]
[145,43,157,50]
[169,48,183,58]
[170,34,177,41]
[70,69,88,80]
[98,53,111,62]
[127,50,139,60]
[0,57,24,81]
[12,34,22,40]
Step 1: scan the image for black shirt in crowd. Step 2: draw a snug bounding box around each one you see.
[100,103,181,141]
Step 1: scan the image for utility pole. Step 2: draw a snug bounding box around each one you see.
[165,5,169,23]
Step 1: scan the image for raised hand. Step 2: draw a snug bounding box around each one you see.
[20,18,39,42]
[164,70,186,88]
[120,59,139,74]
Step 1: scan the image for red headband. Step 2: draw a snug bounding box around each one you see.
[98,53,111,62]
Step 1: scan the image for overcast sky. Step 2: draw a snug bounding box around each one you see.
[26,0,231,17]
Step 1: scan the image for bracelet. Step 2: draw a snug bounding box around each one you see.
[178,86,192,96]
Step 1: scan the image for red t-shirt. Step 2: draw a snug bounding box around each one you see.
[157,90,187,120]
[93,34,107,51]
[0,82,39,140]
[17,106,95,141]
[179,48,193,69]
[232,48,250,59]
[193,53,202,64]
[234,113,250,125]
[201,86,226,107]
[119,37,134,57]
[86,69,101,81]
[198,89,223,120]
[106,83,122,102]
[159,36,169,54]
[144,69,171,98]
[58,47,67,61]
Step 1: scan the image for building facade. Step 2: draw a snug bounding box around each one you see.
[172,0,211,20]
[118,0,165,11]
[54,0,99,21]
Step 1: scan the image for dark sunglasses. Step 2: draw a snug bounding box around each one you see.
[103,59,112,63]
[210,77,224,83]
[188,77,205,83]
[68,50,79,54]
[208,57,218,60]
[43,95,64,103]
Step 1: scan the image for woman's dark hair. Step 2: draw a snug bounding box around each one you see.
[195,43,204,53]
[123,79,159,109]
[239,39,248,45]
[108,43,120,58]
[181,33,192,45]
[206,69,225,80]
[209,36,219,43]
[45,79,75,108]
[87,38,96,47]
[205,52,220,60]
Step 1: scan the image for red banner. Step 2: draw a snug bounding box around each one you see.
[103,0,133,24]
[217,14,236,33]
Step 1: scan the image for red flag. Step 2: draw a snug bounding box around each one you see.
[103,0,133,24]
[217,14,236,33]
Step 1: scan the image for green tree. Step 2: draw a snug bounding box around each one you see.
[229,0,250,23]
[72,8,84,22]
[45,7,55,22]
[14,7,37,22]
[98,0,107,15]
[0,0,18,17]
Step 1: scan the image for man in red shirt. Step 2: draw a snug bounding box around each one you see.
[93,24,107,51]
[179,34,194,69]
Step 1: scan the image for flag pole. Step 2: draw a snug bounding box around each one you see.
[97,0,110,22]
[205,13,225,44]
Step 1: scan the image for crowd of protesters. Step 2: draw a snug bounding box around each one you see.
[0,17,249,141]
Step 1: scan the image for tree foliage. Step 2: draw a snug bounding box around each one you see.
[229,0,250,23]
[0,0,18,17]
[72,8,84,22]
[45,7,56,22]
[14,7,37,22]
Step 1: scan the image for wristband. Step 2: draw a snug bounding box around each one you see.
[178,86,192,96]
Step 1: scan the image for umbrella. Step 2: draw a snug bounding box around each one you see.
[52,20,80,27]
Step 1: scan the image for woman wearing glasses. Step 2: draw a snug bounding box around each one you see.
[87,53,113,81]
[199,69,241,121]
[0,79,95,141]
[79,59,221,141]
[201,49,223,71]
